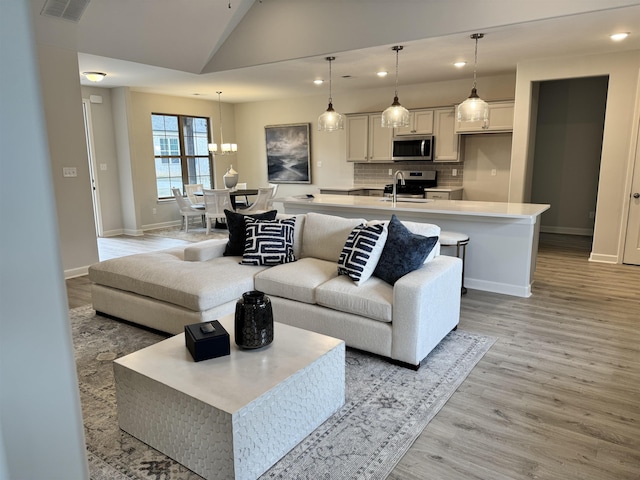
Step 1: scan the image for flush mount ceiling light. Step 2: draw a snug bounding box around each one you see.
[454,61,467,68]
[318,56,345,132]
[208,91,237,155]
[377,71,388,77]
[610,32,629,41]
[83,72,106,82]
[381,46,410,128]
[457,33,490,126]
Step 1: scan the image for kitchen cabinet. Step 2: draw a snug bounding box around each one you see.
[346,114,392,162]
[455,101,514,133]
[393,109,434,136]
[424,187,463,200]
[433,107,463,162]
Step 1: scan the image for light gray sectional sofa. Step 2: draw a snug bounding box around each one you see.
[88,212,462,368]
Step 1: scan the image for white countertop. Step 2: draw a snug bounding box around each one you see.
[282,194,549,219]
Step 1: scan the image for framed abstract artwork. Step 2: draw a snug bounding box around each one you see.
[265,123,311,183]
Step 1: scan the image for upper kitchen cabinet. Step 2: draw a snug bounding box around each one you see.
[393,109,434,136]
[433,107,463,162]
[455,101,514,133]
[346,113,392,162]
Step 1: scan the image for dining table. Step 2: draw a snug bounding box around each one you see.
[193,189,259,210]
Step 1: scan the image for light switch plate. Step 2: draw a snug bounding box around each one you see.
[63,167,77,177]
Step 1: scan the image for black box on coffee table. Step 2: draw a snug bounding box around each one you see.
[184,320,230,362]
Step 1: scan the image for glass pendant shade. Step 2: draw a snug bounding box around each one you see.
[457,88,490,123]
[382,46,410,128]
[318,56,344,132]
[381,97,410,128]
[318,103,344,131]
[458,33,489,125]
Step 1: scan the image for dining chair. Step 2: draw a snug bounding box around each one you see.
[267,183,279,209]
[184,184,204,205]
[236,187,274,214]
[203,189,234,234]
[172,187,205,232]
[235,182,249,208]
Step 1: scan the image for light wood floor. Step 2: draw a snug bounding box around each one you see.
[65,233,640,479]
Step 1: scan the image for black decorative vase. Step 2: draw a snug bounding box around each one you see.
[234,290,274,349]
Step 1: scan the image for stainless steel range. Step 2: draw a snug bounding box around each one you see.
[383,171,437,198]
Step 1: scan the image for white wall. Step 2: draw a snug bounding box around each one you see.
[511,50,640,262]
[0,2,89,478]
[36,42,99,276]
[461,133,512,202]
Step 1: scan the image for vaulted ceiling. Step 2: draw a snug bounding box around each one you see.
[32,0,640,103]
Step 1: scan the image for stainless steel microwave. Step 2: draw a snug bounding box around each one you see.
[392,135,433,161]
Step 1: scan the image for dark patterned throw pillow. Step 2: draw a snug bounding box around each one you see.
[373,215,438,285]
[223,209,278,256]
[241,218,296,266]
[337,223,388,285]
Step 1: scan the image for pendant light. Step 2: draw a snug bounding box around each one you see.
[381,45,410,128]
[317,56,344,131]
[208,91,237,155]
[457,33,490,125]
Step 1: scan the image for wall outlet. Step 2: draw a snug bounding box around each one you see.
[452,168,457,176]
[63,167,77,177]
[100,163,107,171]
[317,160,322,168]
[589,211,595,219]
[388,169,393,175]
[152,208,157,215]
[491,169,497,176]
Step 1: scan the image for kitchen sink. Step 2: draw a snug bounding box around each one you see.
[379,198,434,203]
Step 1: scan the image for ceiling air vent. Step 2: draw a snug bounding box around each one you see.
[40,0,91,22]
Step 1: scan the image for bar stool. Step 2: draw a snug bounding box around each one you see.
[439,231,469,295]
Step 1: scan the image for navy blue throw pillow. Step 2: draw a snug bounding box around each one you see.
[223,209,278,256]
[373,215,438,285]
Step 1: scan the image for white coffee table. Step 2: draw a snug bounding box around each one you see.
[113,315,345,480]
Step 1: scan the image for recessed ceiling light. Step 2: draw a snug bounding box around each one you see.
[82,72,106,82]
[314,79,324,85]
[377,71,388,77]
[610,32,629,41]
[454,61,467,68]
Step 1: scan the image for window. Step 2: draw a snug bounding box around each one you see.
[152,114,212,198]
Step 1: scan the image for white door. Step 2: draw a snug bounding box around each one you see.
[623,118,640,265]
[82,99,103,237]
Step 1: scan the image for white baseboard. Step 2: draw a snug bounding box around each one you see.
[589,253,619,264]
[65,265,89,279]
[464,278,532,298]
[101,228,125,237]
[540,226,594,236]
[122,228,144,236]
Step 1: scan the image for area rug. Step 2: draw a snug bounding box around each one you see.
[70,305,495,480]
[145,225,228,243]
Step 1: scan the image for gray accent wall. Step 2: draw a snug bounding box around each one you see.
[531,76,608,236]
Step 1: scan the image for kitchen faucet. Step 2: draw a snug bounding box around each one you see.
[392,170,406,204]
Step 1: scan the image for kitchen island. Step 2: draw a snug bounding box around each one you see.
[280,194,550,297]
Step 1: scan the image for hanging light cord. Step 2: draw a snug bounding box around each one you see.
[328,57,333,104]
[393,46,400,98]
[470,33,484,91]
[217,91,224,146]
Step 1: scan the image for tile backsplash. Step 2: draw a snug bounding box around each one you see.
[354,162,463,187]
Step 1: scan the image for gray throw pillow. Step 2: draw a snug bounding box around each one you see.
[373,215,438,285]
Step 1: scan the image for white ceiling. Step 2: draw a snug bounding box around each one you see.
[33,0,640,103]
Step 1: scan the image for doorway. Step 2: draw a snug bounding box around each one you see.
[82,98,103,237]
[530,76,609,245]
[622,118,640,264]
